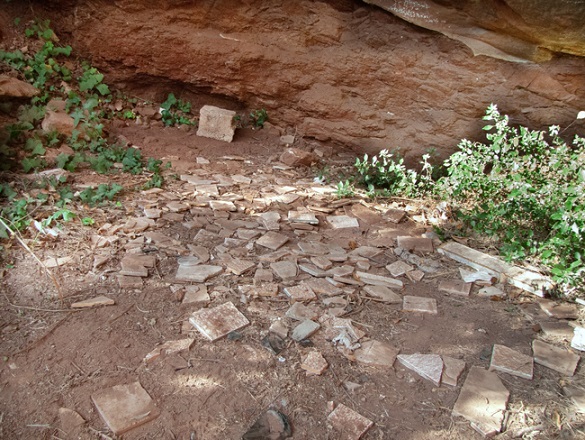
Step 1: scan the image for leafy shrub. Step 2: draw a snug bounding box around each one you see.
[347,104,585,294]
[160,93,194,126]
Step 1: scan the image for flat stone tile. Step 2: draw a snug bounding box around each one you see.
[385,208,406,224]
[209,200,237,212]
[460,267,494,284]
[354,340,398,367]
[91,382,159,435]
[489,344,533,379]
[180,175,216,185]
[397,353,443,386]
[386,260,414,277]
[297,241,329,255]
[182,285,210,304]
[363,285,402,304]
[538,299,579,320]
[397,236,434,253]
[442,356,466,387]
[452,367,509,437]
[71,296,115,308]
[478,286,505,297]
[270,261,298,280]
[355,246,384,259]
[260,211,281,230]
[533,339,580,376]
[195,184,219,196]
[226,258,256,276]
[244,283,279,297]
[311,256,333,270]
[439,280,472,296]
[406,270,425,282]
[326,215,359,229]
[402,296,438,314]
[178,256,200,267]
[286,302,319,321]
[119,261,148,277]
[232,174,252,184]
[236,229,261,240]
[189,302,250,342]
[305,278,344,296]
[256,231,290,250]
[269,319,288,339]
[58,407,85,433]
[243,409,292,440]
[299,263,326,277]
[327,404,373,440]
[301,351,328,375]
[355,271,404,289]
[564,386,585,413]
[539,321,575,339]
[117,275,143,289]
[284,283,317,302]
[254,267,274,284]
[166,201,189,212]
[291,319,320,341]
[288,211,318,225]
[175,265,223,283]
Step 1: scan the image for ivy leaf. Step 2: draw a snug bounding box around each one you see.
[96,83,110,95]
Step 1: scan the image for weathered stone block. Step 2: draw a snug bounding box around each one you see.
[196,105,236,142]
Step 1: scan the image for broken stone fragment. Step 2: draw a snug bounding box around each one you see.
[189,301,250,342]
[196,105,236,142]
[175,264,223,283]
[143,338,194,363]
[226,258,256,276]
[43,256,72,268]
[397,353,443,386]
[327,403,373,440]
[291,319,320,341]
[279,147,317,167]
[91,382,160,435]
[489,344,534,379]
[386,260,414,277]
[301,351,328,375]
[269,319,289,339]
[353,340,398,367]
[286,302,319,321]
[326,215,360,229]
[71,296,115,308]
[397,236,434,253]
[287,210,319,225]
[270,260,298,280]
[355,271,403,289]
[242,409,292,440]
[257,231,290,251]
[537,299,579,320]
[117,275,143,289]
[42,100,75,136]
[209,200,237,212]
[182,285,210,304]
[0,74,39,97]
[438,280,472,296]
[284,283,317,302]
[362,285,402,303]
[441,356,466,387]
[452,367,509,437]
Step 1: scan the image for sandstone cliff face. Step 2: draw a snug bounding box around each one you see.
[20,1,585,160]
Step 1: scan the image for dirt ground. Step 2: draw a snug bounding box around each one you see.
[0,122,584,440]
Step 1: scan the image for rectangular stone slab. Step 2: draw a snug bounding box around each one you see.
[327,403,373,439]
[189,301,250,341]
[533,339,580,376]
[452,367,509,437]
[91,382,159,435]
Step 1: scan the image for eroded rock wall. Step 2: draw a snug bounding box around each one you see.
[21,1,585,160]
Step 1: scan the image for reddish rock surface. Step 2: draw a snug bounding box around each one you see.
[3,1,585,162]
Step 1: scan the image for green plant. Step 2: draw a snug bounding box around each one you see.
[160,93,194,126]
[249,109,268,128]
[335,180,355,198]
[78,65,110,96]
[81,217,95,226]
[78,183,123,206]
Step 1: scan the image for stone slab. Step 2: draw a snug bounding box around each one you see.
[397,236,434,253]
[442,356,466,387]
[291,319,320,341]
[256,231,290,251]
[299,263,326,277]
[397,353,443,386]
[355,271,403,289]
[209,200,237,212]
[386,260,414,277]
[144,338,194,363]
[175,265,223,282]
[91,382,159,435]
[533,339,579,376]
[438,241,553,296]
[182,285,210,304]
[489,344,533,379]
[452,367,509,437]
[363,285,402,303]
[385,208,406,224]
[301,351,328,375]
[539,321,574,339]
[189,302,250,341]
[286,302,319,321]
[288,211,319,225]
[270,261,298,280]
[326,215,360,229]
[197,105,236,142]
[269,319,289,339]
[402,296,438,314]
[284,283,317,302]
[572,326,585,351]
[260,211,281,231]
[538,299,579,320]
[406,269,425,282]
[71,296,115,308]
[117,275,143,289]
[438,280,472,296]
[327,403,373,440]
[306,278,344,296]
[354,340,398,367]
[226,258,256,276]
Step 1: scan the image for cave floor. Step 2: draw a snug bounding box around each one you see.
[0,125,583,440]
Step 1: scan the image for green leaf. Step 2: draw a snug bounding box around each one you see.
[96,83,110,95]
